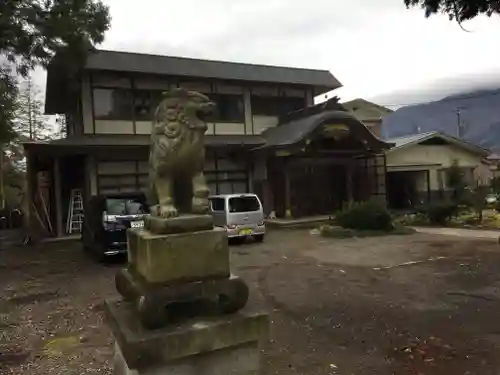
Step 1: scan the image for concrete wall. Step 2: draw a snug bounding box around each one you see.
[79,71,312,137]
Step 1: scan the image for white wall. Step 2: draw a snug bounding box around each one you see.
[387,144,486,191]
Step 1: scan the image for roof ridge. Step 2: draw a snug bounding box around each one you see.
[387,131,437,141]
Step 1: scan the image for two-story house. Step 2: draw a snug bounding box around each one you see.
[23,50,392,238]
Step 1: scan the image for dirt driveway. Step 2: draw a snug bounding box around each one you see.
[1,230,500,374]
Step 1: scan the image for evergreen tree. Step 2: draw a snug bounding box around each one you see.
[0,67,18,145]
[14,75,52,141]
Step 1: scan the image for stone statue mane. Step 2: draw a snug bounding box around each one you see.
[148,88,215,218]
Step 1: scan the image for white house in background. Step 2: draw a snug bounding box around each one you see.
[385,131,491,209]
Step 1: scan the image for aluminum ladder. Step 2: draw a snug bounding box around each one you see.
[66,189,84,234]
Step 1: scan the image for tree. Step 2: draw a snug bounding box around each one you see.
[14,75,52,141]
[0,67,18,144]
[447,159,467,203]
[0,0,111,140]
[0,0,110,74]
[54,115,67,139]
[0,67,18,210]
[404,0,500,22]
[491,176,500,195]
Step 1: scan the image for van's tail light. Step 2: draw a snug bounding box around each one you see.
[226,224,237,230]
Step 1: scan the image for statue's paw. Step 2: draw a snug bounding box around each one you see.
[159,205,178,218]
[192,197,209,214]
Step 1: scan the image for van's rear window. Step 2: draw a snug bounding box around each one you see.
[228,196,260,213]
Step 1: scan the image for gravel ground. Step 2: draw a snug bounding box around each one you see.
[1,230,500,374]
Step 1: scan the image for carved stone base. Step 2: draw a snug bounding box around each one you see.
[106,299,269,374]
[115,267,249,330]
[127,226,229,284]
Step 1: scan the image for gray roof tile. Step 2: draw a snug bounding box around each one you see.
[386,131,490,156]
[256,110,392,151]
[85,50,341,88]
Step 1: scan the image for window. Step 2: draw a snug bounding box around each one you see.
[134,90,164,121]
[210,198,225,211]
[93,88,134,120]
[228,196,260,213]
[206,94,245,122]
[105,197,149,215]
[204,155,249,194]
[251,96,305,117]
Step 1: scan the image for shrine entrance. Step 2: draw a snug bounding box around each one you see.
[254,102,393,219]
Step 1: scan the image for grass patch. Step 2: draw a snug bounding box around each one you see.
[319,225,416,238]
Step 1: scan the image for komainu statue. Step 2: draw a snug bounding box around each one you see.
[148,88,215,218]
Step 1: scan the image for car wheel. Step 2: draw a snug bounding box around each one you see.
[254,234,264,243]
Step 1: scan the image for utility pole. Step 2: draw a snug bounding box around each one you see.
[456,107,464,138]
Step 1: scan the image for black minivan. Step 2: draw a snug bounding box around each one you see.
[81,192,150,260]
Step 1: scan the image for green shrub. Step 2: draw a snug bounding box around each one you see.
[335,199,393,231]
[417,202,458,225]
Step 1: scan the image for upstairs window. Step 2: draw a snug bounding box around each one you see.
[206,94,245,123]
[93,88,134,120]
[251,96,305,117]
[133,90,164,121]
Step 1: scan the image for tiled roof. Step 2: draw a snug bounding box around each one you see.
[341,98,393,121]
[386,131,490,156]
[386,131,438,148]
[84,50,342,89]
[255,110,392,151]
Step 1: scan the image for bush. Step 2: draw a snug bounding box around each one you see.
[417,202,458,225]
[335,199,393,231]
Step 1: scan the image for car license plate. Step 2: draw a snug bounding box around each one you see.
[239,228,253,236]
[131,220,144,229]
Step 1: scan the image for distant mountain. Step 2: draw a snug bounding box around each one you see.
[381,88,500,151]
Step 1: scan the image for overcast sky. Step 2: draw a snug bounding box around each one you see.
[36,0,500,109]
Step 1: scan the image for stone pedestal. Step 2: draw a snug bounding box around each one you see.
[127,225,229,284]
[106,300,269,375]
[110,213,268,373]
[116,214,250,329]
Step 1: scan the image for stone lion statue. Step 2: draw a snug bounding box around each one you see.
[148,88,215,218]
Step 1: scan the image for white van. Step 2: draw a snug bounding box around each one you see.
[208,193,265,242]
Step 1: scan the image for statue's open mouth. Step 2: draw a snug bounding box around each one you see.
[197,101,216,120]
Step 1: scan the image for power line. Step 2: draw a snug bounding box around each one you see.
[377,89,500,108]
